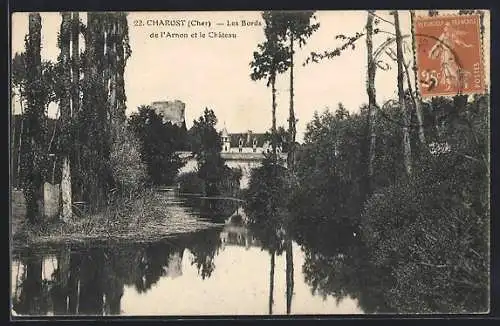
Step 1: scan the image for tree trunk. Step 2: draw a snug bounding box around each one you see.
[403,57,425,144]
[67,252,81,314]
[52,247,71,315]
[71,12,82,202]
[61,156,72,220]
[268,251,275,314]
[287,34,296,172]
[285,239,294,314]
[108,17,118,140]
[410,10,426,146]
[115,13,128,126]
[11,94,16,180]
[271,74,277,163]
[16,255,43,315]
[78,252,104,314]
[103,19,112,126]
[394,11,412,178]
[366,11,377,193]
[16,97,24,187]
[104,264,124,316]
[60,12,73,222]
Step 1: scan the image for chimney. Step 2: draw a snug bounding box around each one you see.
[247,130,252,146]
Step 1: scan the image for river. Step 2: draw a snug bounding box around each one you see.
[11,191,367,316]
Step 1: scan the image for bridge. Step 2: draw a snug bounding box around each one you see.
[175,151,287,188]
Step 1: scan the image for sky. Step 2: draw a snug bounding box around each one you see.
[11,10,490,142]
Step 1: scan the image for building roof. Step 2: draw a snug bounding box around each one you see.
[228,132,267,147]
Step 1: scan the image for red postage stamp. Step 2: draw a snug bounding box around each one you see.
[414,14,485,97]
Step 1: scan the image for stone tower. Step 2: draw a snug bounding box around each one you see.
[150,100,186,127]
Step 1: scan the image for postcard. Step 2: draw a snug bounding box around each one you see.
[10,10,490,317]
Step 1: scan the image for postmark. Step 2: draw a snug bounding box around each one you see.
[414,13,485,97]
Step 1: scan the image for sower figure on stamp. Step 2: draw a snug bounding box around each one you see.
[429,22,473,91]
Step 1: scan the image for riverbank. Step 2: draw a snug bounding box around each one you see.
[11,189,221,250]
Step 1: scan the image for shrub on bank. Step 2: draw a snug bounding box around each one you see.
[176,171,205,195]
[244,156,289,253]
[13,188,174,244]
[109,126,148,197]
[360,151,489,313]
[176,166,242,197]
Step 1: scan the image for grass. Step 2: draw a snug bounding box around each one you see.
[11,188,220,249]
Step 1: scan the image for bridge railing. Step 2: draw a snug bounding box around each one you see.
[175,151,287,161]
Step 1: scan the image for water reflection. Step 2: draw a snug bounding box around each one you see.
[11,195,364,316]
[293,219,395,314]
[181,196,240,224]
[13,253,46,315]
[13,188,488,316]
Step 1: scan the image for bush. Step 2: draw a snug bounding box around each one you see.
[176,171,205,195]
[128,106,187,186]
[109,126,148,197]
[291,107,366,234]
[360,151,489,313]
[244,156,289,253]
[216,166,242,197]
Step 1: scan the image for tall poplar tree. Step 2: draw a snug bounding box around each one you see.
[273,11,319,172]
[80,12,112,210]
[21,12,44,224]
[58,12,73,221]
[250,11,290,164]
[366,11,378,193]
[410,10,426,146]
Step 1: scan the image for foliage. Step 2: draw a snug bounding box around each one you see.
[272,11,320,171]
[11,52,27,98]
[291,104,367,230]
[299,238,395,313]
[360,167,488,312]
[187,108,241,196]
[249,12,288,162]
[263,126,290,152]
[109,125,148,196]
[62,12,132,211]
[72,13,114,211]
[185,228,223,279]
[176,171,205,195]
[360,95,489,313]
[12,226,225,315]
[188,108,222,157]
[13,12,135,217]
[244,156,289,254]
[250,12,290,87]
[250,11,319,169]
[20,13,46,224]
[285,93,489,313]
[128,105,187,186]
[216,166,242,198]
[265,11,320,47]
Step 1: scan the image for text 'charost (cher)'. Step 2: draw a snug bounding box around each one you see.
[133,19,212,28]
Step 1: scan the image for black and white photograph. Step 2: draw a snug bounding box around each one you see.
[9,9,490,316]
